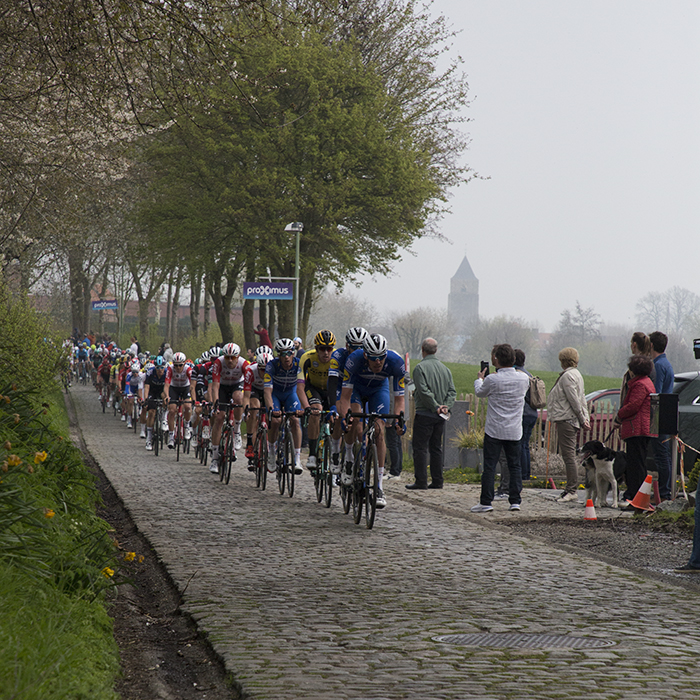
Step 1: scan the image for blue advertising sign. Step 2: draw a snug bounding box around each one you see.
[92,299,118,310]
[243,282,294,300]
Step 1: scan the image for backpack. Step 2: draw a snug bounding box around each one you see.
[527,376,547,409]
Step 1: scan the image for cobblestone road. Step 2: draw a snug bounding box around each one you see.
[72,386,700,699]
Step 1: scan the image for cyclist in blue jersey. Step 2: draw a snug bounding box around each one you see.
[263,338,305,475]
[327,327,368,472]
[337,333,406,509]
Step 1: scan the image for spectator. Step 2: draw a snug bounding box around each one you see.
[470,344,529,513]
[615,354,655,504]
[254,324,272,348]
[162,343,174,363]
[385,380,405,480]
[247,348,255,362]
[406,337,456,490]
[293,337,305,358]
[650,331,674,501]
[129,336,139,355]
[620,331,655,405]
[547,347,590,502]
[494,348,539,497]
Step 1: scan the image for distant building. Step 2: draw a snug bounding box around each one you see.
[447,255,479,337]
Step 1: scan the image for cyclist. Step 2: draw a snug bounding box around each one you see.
[190,350,212,437]
[243,345,273,467]
[164,351,193,448]
[123,359,143,430]
[77,342,90,382]
[296,330,336,472]
[209,343,249,473]
[96,352,113,405]
[337,333,406,509]
[263,338,304,475]
[143,356,168,450]
[327,327,368,472]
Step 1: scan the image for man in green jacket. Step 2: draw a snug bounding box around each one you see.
[406,338,456,490]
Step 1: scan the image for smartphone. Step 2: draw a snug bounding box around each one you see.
[480,360,490,376]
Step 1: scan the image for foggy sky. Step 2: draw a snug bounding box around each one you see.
[354,0,700,332]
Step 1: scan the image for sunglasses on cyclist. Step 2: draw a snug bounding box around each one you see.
[367,353,387,362]
[173,363,184,367]
[279,350,294,357]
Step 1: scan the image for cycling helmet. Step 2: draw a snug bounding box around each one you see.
[195,356,201,365]
[222,342,240,357]
[201,350,211,363]
[313,330,336,348]
[346,327,368,348]
[256,347,273,367]
[363,333,388,358]
[209,346,222,358]
[131,360,141,371]
[173,352,186,364]
[154,356,165,368]
[110,351,116,360]
[275,338,295,354]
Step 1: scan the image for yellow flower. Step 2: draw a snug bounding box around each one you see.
[7,454,21,467]
[465,410,474,415]
[124,552,136,562]
[101,567,115,578]
[34,451,48,464]
[44,508,55,519]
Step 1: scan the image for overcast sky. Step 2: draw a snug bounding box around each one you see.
[353,0,700,332]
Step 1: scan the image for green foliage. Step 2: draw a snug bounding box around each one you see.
[450,428,484,449]
[444,466,482,485]
[0,563,119,700]
[687,459,700,493]
[0,285,63,393]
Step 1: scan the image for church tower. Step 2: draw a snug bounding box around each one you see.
[447,255,479,337]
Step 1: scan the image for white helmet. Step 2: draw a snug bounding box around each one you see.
[222,342,240,357]
[131,360,141,371]
[173,352,186,364]
[346,327,368,349]
[201,350,211,362]
[363,333,388,358]
[209,346,222,358]
[275,338,295,354]
[255,347,273,368]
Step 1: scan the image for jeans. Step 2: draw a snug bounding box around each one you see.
[386,424,404,476]
[412,413,445,486]
[521,414,537,480]
[481,432,522,505]
[652,435,672,499]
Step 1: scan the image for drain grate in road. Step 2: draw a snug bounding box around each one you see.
[433,632,615,649]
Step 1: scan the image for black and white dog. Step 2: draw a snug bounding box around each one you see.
[578,440,627,508]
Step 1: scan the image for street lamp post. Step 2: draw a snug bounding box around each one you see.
[284,222,304,339]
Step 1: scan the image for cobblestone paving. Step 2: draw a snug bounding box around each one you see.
[72,386,700,699]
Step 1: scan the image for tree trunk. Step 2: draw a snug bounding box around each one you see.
[268,301,276,345]
[206,275,235,343]
[299,273,315,345]
[242,298,255,353]
[164,271,173,342]
[138,298,151,340]
[259,299,268,329]
[276,298,293,339]
[189,272,201,338]
[67,248,90,334]
[203,275,210,335]
[170,270,182,347]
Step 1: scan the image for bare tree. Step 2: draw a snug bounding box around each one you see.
[463,315,537,365]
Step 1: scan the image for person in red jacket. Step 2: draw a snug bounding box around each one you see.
[615,354,655,504]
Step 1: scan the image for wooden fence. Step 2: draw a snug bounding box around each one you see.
[456,392,623,453]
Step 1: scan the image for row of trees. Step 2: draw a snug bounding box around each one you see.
[1,0,473,348]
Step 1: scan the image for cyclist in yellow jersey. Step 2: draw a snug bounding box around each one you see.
[296,330,336,470]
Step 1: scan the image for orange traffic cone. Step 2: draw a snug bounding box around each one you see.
[584,499,597,521]
[628,475,655,512]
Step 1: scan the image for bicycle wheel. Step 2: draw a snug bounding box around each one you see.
[224,430,234,484]
[352,453,363,525]
[365,443,379,530]
[277,440,285,495]
[259,436,268,491]
[176,413,182,462]
[314,443,324,503]
[284,428,295,498]
[321,437,333,509]
[220,429,230,483]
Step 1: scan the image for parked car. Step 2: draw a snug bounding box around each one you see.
[540,388,621,439]
[672,371,700,472]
